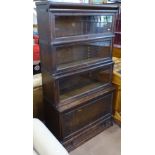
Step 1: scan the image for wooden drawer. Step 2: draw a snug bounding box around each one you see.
[63,116,113,151]
[61,92,113,138]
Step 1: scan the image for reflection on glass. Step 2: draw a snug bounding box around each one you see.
[55,15,113,37]
[59,67,111,100]
[56,39,111,70]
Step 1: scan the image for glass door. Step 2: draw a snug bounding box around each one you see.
[55,15,113,38]
[59,64,113,101]
[56,38,112,71]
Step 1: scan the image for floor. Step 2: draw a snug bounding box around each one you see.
[70,124,121,155]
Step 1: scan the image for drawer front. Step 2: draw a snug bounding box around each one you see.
[53,14,115,39]
[55,38,113,72]
[61,92,113,137]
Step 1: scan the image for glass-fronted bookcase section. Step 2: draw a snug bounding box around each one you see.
[58,63,113,101]
[54,14,114,38]
[55,38,113,72]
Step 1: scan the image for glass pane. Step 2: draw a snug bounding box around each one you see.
[55,15,113,38]
[59,67,111,101]
[56,39,111,70]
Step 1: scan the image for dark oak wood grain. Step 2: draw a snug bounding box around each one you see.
[36,2,118,74]
[36,1,119,151]
[44,87,115,151]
